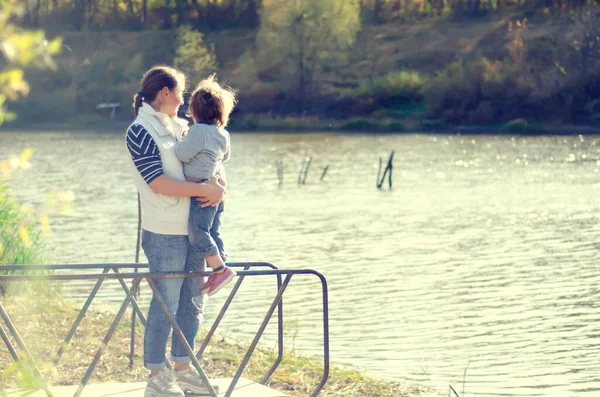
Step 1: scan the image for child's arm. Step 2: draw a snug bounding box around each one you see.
[173,124,206,163]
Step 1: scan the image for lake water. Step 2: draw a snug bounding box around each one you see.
[1,129,600,397]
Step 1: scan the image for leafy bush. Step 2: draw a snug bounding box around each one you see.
[0,182,45,294]
[501,118,532,133]
[340,119,378,131]
[356,70,426,108]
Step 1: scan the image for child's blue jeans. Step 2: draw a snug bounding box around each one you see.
[188,198,227,262]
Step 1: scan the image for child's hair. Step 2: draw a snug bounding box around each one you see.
[188,74,237,128]
[133,66,186,116]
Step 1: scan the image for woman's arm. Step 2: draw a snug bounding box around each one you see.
[127,124,225,206]
[216,165,227,187]
[149,176,225,207]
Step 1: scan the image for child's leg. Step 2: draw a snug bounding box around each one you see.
[203,202,226,273]
[210,201,227,263]
[188,200,220,267]
[203,202,236,296]
[205,254,226,272]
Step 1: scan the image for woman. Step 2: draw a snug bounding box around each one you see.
[125,66,223,397]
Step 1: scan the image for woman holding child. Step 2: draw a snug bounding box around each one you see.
[125,65,237,397]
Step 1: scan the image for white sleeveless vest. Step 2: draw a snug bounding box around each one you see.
[126,103,190,235]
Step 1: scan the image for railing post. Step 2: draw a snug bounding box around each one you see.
[260,272,284,384]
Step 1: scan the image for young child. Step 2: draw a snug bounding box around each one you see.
[174,75,237,296]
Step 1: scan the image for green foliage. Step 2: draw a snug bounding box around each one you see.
[1,361,46,392]
[357,70,426,102]
[0,183,44,265]
[339,119,377,131]
[501,118,533,133]
[356,70,427,116]
[373,102,426,119]
[174,25,217,85]
[0,182,46,294]
[340,118,405,132]
[0,0,61,125]
[256,0,361,97]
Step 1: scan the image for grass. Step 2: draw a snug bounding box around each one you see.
[0,296,441,396]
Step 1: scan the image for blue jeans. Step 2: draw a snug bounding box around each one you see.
[188,198,226,262]
[142,229,206,370]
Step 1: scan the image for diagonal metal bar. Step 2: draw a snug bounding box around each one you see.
[196,265,250,359]
[53,268,110,366]
[112,268,148,326]
[260,272,284,384]
[73,277,142,397]
[146,277,218,397]
[112,268,174,371]
[225,274,293,397]
[0,301,55,397]
[0,320,19,361]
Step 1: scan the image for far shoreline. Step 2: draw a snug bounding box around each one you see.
[3,114,600,136]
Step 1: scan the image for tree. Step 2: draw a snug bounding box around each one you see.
[255,0,361,106]
[0,0,60,125]
[174,25,217,84]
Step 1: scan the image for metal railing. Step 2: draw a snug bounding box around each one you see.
[0,262,329,397]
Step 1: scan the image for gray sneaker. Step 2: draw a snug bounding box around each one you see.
[175,366,220,395]
[144,369,185,397]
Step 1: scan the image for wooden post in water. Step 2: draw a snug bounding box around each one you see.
[297,159,304,186]
[275,159,284,188]
[298,156,312,185]
[302,156,312,185]
[377,151,394,189]
[320,165,329,182]
[376,158,382,188]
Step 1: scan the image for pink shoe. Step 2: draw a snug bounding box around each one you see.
[201,267,236,296]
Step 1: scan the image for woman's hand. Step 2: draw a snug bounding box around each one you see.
[214,171,227,187]
[196,178,226,207]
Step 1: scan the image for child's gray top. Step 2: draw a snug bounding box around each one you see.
[173,123,230,180]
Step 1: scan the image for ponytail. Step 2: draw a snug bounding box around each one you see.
[133,94,144,117]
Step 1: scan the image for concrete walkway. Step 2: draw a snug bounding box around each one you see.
[5,378,286,397]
